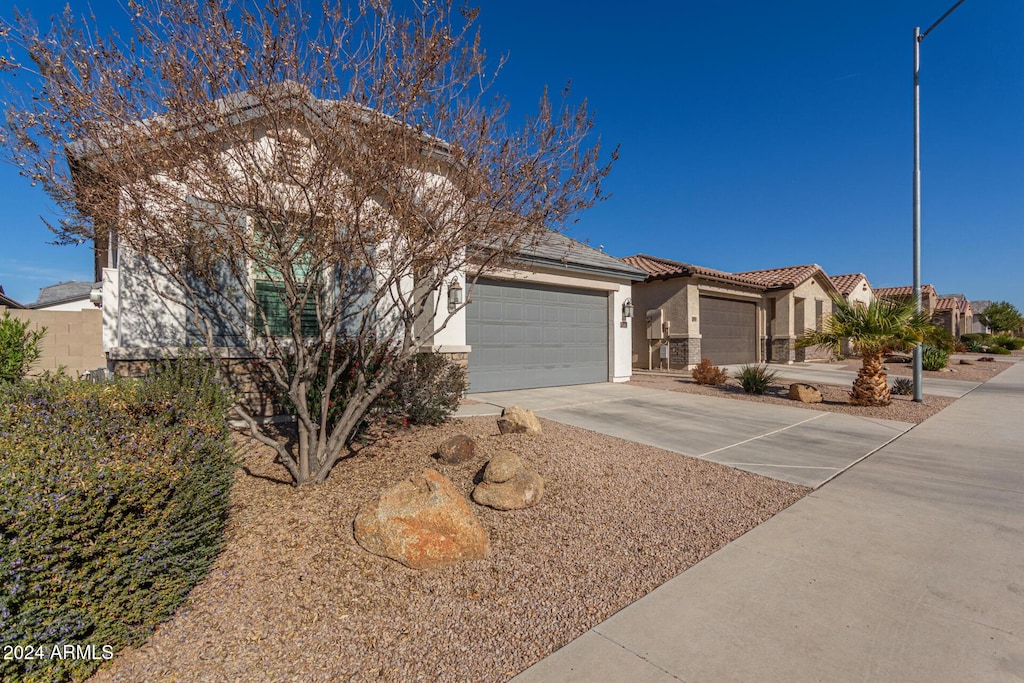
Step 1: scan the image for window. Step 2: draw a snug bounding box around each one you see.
[252,223,321,338]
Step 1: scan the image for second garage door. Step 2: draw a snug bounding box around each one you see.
[699,296,757,365]
[466,279,608,393]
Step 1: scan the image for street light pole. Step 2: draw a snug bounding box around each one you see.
[912,0,966,403]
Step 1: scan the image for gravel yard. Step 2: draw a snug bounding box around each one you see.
[91,417,806,683]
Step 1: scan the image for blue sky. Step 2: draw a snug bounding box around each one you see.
[1,0,1022,313]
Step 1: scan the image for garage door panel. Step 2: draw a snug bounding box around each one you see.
[467,279,609,393]
[699,296,757,366]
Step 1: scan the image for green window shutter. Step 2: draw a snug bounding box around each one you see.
[254,280,320,338]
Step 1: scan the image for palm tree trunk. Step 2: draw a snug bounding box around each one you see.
[850,351,891,406]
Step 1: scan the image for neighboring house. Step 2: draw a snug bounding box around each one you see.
[830,273,874,307]
[969,300,992,334]
[622,254,767,368]
[74,86,644,396]
[0,284,25,309]
[733,264,840,363]
[874,284,938,316]
[29,281,100,311]
[933,294,973,338]
[829,273,875,357]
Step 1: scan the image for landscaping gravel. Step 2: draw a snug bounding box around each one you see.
[631,374,953,424]
[90,417,806,683]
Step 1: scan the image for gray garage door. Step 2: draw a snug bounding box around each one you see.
[466,279,609,393]
[699,296,757,365]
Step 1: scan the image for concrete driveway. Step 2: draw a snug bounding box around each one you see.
[459,383,914,488]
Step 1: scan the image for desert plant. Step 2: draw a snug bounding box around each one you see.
[891,377,915,396]
[0,311,46,383]
[0,368,236,682]
[692,358,729,386]
[796,296,932,406]
[923,325,957,353]
[921,345,949,371]
[990,333,1024,351]
[736,364,778,394]
[388,352,468,425]
[984,345,1012,355]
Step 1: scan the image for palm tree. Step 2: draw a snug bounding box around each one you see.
[796,296,933,406]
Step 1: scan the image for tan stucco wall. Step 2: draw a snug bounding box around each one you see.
[769,274,836,362]
[629,278,690,369]
[1,306,105,376]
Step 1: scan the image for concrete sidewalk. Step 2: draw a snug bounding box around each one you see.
[512,362,1024,682]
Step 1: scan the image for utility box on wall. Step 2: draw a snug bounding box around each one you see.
[646,309,664,340]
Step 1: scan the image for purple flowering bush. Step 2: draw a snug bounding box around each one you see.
[0,360,236,682]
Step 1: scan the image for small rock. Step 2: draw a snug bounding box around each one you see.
[437,434,476,465]
[978,356,995,362]
[497,406,542,435]
[959,359,975,365]
[789,383,823,403]
[483,450,522,484]
[353,469,488,569]
[473,469,545,511]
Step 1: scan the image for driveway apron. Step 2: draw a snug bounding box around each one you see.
[461,383,914,488]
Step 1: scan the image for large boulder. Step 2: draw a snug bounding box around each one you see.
[472,451,545,511]
[789,383,823,403]
[497,406,542,436]
[437,434,476,465]
[353,469,489,569]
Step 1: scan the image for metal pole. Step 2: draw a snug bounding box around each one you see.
[911,0,965,403]
[913,26,923,402]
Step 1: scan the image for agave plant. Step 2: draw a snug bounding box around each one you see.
[796,296,933,406]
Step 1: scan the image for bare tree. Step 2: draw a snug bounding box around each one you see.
[0,0,615,485]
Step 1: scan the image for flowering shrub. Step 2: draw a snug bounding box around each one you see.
[0,363,236,682]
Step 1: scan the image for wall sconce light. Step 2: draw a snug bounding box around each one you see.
[447,277,463,313]
[622,297,634,320]
[89,284,103,308]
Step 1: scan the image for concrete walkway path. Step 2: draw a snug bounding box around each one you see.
[459,383,913,488]
[511,361,1024,682]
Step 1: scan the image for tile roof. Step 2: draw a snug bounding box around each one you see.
[621,254,766,289]
[829,273,869,296]
[0,284,24,309]
[935,296,971,313]
[733,264,834,291]
[875,284,936,300]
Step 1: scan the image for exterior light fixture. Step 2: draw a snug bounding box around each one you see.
[622,297,634,320]
[89,284,103,308]
[447,277,463,313]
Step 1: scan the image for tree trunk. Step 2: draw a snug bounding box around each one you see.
[850,351,891,406]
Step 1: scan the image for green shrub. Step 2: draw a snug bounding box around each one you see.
[0,311,46,383]
[984,345,1012,355]
[891,377,915,396]
[990,333,1024,351]
[921,345,949,371]
[735,364,778,395]
[0,364,236,682]
[387,352,467,425]
[691,358,729,386]
[924,325,957,353]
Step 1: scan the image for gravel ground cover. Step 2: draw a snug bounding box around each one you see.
[631,373,953,424]
[91,417,806,683]
[871,354,1014,383]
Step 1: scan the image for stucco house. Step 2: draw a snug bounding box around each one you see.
[875,284,938,316]
[622,256,840,368]
[933,294,973,338]
[622,254,767,368]
[733,264,839,363]
[969,300,992,334]
[75,85,643,396]
[830,273,874,307]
